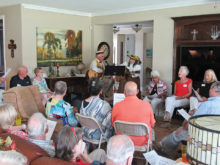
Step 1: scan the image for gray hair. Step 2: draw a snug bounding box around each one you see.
[27,113,47,138]
[0,104,17,129]
[179,66,189,76]
[107,135,134,164]
[211,81,220,94]
[203,69,218,83]
[54,81,67,95]
[0,151,27,165]
[151,70,160,78]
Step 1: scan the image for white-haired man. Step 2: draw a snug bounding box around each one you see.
[10,65,32,88]
[112,81,155,146]
[89,50,113,96]
[89,50,105,79]
[106,135,134,165]
[27,113,55,157]
[160,81,220,155]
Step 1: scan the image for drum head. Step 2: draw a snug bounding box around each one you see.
[189,115,220,133]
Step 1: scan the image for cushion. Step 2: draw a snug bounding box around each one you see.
[3,86,39,119]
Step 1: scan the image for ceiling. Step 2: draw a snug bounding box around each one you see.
[0,0,216,17]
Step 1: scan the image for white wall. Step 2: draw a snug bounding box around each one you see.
[93,25,113,65]
[143,32,153,89]
[0,5,23,88]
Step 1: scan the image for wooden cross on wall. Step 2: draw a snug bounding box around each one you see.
[8,40,16,58]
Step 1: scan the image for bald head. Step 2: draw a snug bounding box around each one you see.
[124,81,138,96]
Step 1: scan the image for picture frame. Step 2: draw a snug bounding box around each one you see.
[146,49,152,57]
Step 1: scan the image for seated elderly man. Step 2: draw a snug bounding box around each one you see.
[27,112,55,157]
[10,65,32,88]
[106,135,134,165]
[160,81,220,155]
[46,81,78,127]
[112,81,155,146]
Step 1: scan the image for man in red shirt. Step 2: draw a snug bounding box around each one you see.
[112,81,156,146]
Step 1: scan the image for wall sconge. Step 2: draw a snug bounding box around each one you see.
[132,24,142,33]
[113,26,120,34]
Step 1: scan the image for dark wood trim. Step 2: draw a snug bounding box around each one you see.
[172,14,220,84]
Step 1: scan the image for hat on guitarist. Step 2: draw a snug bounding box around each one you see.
[96,50,104,56]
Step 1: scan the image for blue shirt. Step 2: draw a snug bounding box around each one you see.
[194,96,220,116]
[29,138,55,157]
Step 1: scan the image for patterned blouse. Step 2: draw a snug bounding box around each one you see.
[6,129,28,140]
[80,97,113,141]
[33,77,48,93]
[148,79,167,99]
[46,98,78,127]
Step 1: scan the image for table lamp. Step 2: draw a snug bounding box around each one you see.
[187,115,220,165]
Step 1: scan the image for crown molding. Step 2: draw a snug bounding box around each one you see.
[22,1,213,17]
[22,4,92,17]
[91,1,212,16]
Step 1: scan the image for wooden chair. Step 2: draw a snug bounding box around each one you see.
[113,120,152,152]
[75,113,106,149]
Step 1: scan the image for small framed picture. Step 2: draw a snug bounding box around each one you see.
[146,49,152,57]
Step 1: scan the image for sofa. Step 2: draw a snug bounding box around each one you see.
[0,133,75,165]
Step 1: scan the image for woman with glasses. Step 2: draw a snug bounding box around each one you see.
[33,67,52,105]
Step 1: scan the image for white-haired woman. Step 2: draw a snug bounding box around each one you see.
[164,66,192,121]
[0,104,28,139]
[143,70,167,115]
[189,69,217,114]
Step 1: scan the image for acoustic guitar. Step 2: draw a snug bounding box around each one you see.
[87,69,104,79]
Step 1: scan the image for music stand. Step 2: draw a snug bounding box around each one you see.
[104,66,125,76]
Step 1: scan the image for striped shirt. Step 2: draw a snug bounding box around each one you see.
[80,97,113,141]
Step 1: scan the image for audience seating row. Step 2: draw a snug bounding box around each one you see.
[0,133,75,165]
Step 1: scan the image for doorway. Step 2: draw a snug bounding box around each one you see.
[113,22,153,91]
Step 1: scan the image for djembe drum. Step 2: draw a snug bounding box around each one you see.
[187,115,220,165]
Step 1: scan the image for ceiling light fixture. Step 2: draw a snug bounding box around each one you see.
[113,25,120,34]
[132,24,142,33]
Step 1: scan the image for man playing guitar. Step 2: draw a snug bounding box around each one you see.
[88,51,113,98]
[88,50,105,79]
